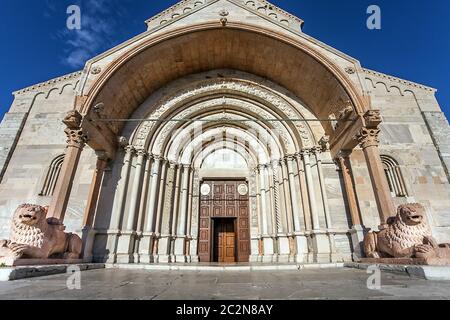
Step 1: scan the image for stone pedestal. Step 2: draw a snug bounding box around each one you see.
[349,225,366,261]
[156,236,172,263]
[294,233,308,263]
[311,231,331,263]
[262,237,275,263]
[174,237,187,263]
[277,236,291,263]
[105,230,120,264]
[116,231,136,264]
[138,232,155,264]
[81,226,97,263]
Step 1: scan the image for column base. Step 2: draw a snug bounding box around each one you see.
[81,226,97,263]
[294,234,308,263]
[116,231,137,262]
[311,231,332,263]
[350,225,366,261]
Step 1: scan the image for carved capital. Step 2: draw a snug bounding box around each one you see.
[64,127,87,148]
[136,149,148,158]
[356,127,381,149]
[124,145,136,154]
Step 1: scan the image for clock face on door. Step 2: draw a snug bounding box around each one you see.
[237,183,248,196]
[200,184,211,196]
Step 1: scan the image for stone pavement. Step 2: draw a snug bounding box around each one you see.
[0,267,450,300]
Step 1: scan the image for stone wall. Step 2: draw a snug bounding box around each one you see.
[358,69,450,243]
[0,72,96,239]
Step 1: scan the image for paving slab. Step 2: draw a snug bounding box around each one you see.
[0,267,449,300]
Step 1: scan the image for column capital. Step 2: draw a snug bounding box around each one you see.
[356,127,381,149]
[124,145,136,154]
[169,161,178,169]
[135,149,148,158]
[285,154,296,162]
[63,110,88,149]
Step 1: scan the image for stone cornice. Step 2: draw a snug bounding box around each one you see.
[362,68,436,93]
[13,71,83,95]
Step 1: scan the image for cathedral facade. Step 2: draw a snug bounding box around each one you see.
[1,0,449,264]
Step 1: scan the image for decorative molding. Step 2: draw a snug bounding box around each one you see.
[133,79,313,151]
[13,71,83,95]
[363,68,436,93]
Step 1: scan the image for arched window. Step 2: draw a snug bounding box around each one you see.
[39,154,64,196]
[381,155,408,198]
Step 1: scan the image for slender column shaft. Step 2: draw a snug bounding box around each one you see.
[286,156,302,232]
[136,156,152,232]
[259,165,269,235]
[155,160,168,234]
[271,161,282,234]
[144,157,161,233]
[82,152,108,228]
[110,146,134,230]
[126,150,146,231]
[315,149,333,228]
[337,152,362,226]
[303,150,320,230]
[49,112,87,221]
[178,165,191,236]
[281,159,294,234]
[171,164,182,235]
[358,127,396,224]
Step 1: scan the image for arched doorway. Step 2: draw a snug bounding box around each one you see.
[48,24,395,264]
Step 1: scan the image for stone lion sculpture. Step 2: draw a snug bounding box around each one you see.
[364,203,450,264]
[0,204,82,266]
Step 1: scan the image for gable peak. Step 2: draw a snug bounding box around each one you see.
[145,0,304,32]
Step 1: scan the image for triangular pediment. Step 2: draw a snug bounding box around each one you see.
[145,0,304,33]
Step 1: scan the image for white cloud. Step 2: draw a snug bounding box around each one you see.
[61,0,124,68]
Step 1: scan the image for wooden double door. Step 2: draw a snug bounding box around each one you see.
[199,180,250,263]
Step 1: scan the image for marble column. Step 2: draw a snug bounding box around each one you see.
[302,149,320,230]
[81,151,109,262]
[138,156,161,263]
[357,111,395,225]
[155,160,169,263]
[337,151,364,260]
[175,165,191,262]
[286,155,308,262]
[49,111,87,221]
[116,146,138,263]
[259,164,274,262]
[134,155,153,262]
[303,149,330,263]
[107,145,134,263]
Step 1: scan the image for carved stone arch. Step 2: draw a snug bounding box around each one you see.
[157,109,291,160]
[177,125,275,165]
[192,140,258,169]
[130,78,316,152]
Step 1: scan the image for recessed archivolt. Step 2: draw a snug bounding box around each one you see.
[158,109,288,160]
[176,125,275,165]
[193,140,257,169]
[130,79,316,156]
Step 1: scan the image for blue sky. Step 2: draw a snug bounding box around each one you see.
[0,0,449,120]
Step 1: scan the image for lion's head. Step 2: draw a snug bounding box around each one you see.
[387,203,432,250]
[13,204,48,227]
[397,203,427,226]
[10,204,49,247]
